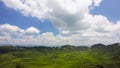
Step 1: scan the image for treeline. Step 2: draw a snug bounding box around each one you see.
[91,43,120,53]
[0,45,89,54]
[0,43,120,54]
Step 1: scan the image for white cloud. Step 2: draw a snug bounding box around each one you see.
[93,0,102,6]
[0,23,119,46]
[26,27,40,35]
[1,0,102,32]
[0,23,20,34]
[0,24,40,45]
[1,0,120,46]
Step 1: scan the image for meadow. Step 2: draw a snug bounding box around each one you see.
[0,43,120,68]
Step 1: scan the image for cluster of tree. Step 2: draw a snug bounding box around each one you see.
[90,43,120,53]
[0,43,120,54]
[0,45,89,54]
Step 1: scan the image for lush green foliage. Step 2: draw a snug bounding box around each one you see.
[0,43,120,68]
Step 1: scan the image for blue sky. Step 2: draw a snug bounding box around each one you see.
[91,0,120,22]
[0,1,59,35]
[0,0,120,46]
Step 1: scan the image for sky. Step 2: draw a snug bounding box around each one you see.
[0,0,120,46]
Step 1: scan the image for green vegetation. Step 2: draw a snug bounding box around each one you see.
[0,43,120,68]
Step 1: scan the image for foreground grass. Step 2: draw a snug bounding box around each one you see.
[0,50,115,68]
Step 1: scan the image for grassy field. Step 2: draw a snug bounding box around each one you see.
[0,51,115,68]
[0,44,120,68]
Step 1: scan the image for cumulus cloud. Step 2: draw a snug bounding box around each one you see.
[0,24,39,45]
[0,23,119,46]
[26,27,40,35]
[0,23,20,34]
[1,0,102,33]
[93,0,102,6]
[1,0,120,46]
[0,24,60,46]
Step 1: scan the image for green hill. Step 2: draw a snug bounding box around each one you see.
[0,43,120,68]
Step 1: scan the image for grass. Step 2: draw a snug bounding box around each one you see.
[0,50,114,68]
